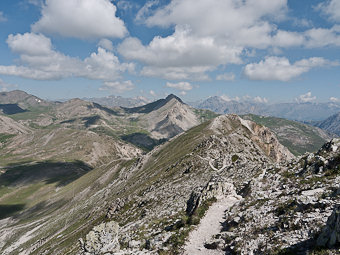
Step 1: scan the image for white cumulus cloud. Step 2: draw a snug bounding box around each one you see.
[7,33,53,56]
[0,33,133,84]
[32,0,127,39]
[253,96,268,103]
[330,97,340,102]
[304,25,340,47]
[144,0,287,41]
[243,56,337,81]
[317,0,340,22]
[119,26,242,81]
[149,90,156,97]
[216,73,235,81]
[166,81,193,91]
[100,80,134,93]
[296,92,316,103]
[98,39,114,51]
[117,0,340,83]
[135,0,159,23]
[220,95,240,102]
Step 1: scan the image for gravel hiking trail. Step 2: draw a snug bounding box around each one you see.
[183,196,240,255]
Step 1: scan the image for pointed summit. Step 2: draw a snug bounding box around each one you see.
[123,94,184,114]
[165,94,183,104]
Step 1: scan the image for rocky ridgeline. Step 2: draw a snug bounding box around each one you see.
[217,138,340,254]
[78,115,305,254]
[80,129,339,255]
[1,91,339,255]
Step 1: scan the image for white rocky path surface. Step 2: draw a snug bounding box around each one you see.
[184,196,241,255]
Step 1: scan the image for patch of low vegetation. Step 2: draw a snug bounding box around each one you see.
[0,133,15,144]
[187,197,217,225]
[232,154,239,162]
[121,132,166,151]
[0,204,25,220]
[9,106,53,121]
[242,114,330,156]
[275,199,298,216]
[193,109,219,122]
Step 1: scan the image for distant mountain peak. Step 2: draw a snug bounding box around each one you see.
[165,94,183,103]
[0,89,30,97]
[123,94,185,114]
[0,89,49,109]
[316,111,340,136]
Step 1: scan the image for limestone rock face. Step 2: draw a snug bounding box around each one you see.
[209,114,294,163]
[144,97,200,139]
[317,205,340,248]
[83,221,120,254]
[0,115,31,134]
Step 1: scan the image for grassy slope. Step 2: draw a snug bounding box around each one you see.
[0,133,138,254]
[242,114,329,155]
[0,103,146,254]
[0,118,213,254]
[1,103,288,254]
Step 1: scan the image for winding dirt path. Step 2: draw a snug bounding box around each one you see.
[183,197,240,255]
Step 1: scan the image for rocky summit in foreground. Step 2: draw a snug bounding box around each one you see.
[0,91,339,255]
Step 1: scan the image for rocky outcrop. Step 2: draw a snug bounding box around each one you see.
[106,198,125,219]
[81,221,120,254]
[0,115,31,134]
[210,114,294,162]
[317,205,340,248]
[243,114,333,156]
[215,138,340,254]
[186,177,240,215]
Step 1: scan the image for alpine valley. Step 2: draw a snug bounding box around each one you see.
[0,90,339,255]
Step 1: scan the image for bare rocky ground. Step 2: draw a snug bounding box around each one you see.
[0,91,339,255]
[79,119,339,255]
[184,196,240,255]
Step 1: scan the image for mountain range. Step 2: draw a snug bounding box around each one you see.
[316,112,340,136]
[192,96,340,122]
[83,95,151,108]
[0,90,339,254]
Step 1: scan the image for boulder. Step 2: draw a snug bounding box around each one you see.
[83,221,120,254]
[317,205,340,248]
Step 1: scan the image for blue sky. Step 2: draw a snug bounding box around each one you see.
[0,0,339,103]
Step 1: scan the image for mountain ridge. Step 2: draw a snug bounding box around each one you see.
[242,114,334,155]
[0,88,339,254]
[316,112,340,136]
[0,90,51,109]
[192,96,340,121]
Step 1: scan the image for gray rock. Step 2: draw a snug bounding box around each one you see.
[84,221,120,254]
[317,205,340,248]
[107,198,125,219]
